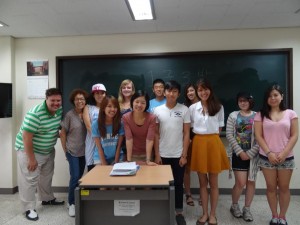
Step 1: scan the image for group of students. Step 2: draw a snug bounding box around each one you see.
[15,78,298,225]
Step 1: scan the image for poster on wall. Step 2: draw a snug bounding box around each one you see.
[27,60,49,99]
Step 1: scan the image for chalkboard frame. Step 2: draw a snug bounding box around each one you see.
[56,48,293,118]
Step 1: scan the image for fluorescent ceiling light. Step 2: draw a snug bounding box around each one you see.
[125,0,155,21]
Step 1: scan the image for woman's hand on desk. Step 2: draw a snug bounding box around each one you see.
[146,160,158,166]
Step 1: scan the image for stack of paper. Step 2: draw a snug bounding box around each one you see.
[110,162,140,176]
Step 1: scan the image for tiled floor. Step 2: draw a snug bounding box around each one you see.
[0,193,299,225]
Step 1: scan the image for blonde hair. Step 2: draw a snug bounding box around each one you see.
[118,79,135,106]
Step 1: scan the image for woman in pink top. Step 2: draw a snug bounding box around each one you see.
[122,90,157,165]
[254,84,298,225]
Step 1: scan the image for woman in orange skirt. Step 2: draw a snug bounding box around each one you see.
[189,79,230,225]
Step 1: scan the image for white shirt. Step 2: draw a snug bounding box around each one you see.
[154,103,190,158]
[189,101,224,134]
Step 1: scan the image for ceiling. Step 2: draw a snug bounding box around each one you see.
[0,0,300,38]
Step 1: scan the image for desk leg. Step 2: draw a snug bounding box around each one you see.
[75,187,81,225]
[169,184,175,225]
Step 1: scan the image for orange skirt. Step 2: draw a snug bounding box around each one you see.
[191,134,230,174]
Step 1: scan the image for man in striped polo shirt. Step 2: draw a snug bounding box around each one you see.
[15,88,65,221]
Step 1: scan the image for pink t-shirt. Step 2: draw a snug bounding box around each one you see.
[254,109,298,157]
[122,112,156,155]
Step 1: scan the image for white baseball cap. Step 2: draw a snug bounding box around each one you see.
[91,83,106,93]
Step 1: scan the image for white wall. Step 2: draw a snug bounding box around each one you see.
[5,27,300,191]
[0,36,16,190]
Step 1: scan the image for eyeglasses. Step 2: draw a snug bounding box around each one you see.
[74,98,86,102]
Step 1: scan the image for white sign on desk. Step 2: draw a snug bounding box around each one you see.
[114,200,140,216]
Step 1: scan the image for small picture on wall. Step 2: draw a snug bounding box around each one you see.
[27,60,49,76]
[27,60,49,99]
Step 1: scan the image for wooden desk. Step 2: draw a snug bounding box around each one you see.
[75,165,175,225]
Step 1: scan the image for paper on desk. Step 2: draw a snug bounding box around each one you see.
[110,162,140,176]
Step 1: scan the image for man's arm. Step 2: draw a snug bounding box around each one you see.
[179,123,190,167]
[22,130,38,171]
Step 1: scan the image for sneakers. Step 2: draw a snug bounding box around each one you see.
[278,218,288,225]
[42,198,65,205]
[270,217,278,225]
[230,203,242,218]
[25,209,39,221]
[242,206,253,222]
[69,204,75,217]
[176,214,186,225]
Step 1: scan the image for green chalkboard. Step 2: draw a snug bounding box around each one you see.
[56,49,292,126]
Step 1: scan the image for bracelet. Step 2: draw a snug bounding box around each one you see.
[181,155,187,159]
[266,151,271,156]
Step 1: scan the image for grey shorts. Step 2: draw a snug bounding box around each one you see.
[258,154,295,170]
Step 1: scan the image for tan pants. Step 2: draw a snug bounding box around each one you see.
[17,150,55,211]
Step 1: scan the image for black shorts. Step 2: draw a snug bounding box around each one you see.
[232,153,250,171]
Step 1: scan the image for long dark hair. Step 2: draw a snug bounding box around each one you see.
[98,95,121,138]
[197,79,221,116]
[260,84,286,120]
[184,83,199,107]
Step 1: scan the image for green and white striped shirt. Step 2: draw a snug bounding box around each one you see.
[15,101,62,155]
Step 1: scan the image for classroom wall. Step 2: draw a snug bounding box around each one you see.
[1,27,300,192]
[0,36,17,192]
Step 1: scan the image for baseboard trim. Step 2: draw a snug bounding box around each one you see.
[190,188,300,195]
[52,187,69,192]
[0,186,18,194]
[0,186,68,194]
[191,188,300,195]
[1,187,300,195]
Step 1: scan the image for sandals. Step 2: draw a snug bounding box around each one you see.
[208,216,218,225]
[185,194,195,206]
[196,215,217,225]
[196,216,208,225]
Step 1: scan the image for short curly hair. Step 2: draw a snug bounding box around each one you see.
[69,89,89,105]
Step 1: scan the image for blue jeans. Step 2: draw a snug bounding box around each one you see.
[66,152,85,205]
[161,157,185,213]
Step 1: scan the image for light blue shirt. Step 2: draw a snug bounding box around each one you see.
[148,98,166,113]
[92,121,124,163]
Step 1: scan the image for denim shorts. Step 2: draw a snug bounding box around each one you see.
[258,154,295,169]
